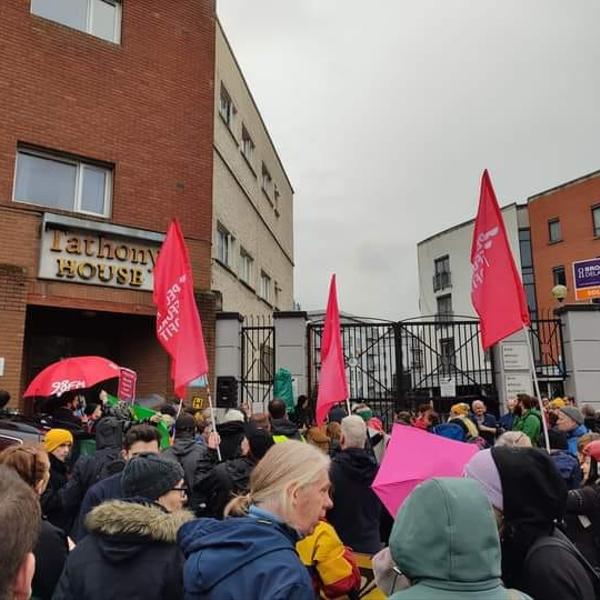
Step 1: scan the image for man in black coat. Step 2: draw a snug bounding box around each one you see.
[53,454,194,600]
[327,415,381,554]
[269,398,302,441]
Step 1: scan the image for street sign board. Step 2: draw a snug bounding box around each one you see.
[573,258,600,300]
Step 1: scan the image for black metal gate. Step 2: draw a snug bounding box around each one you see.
[240,315,275,410]
[307,316,568,424]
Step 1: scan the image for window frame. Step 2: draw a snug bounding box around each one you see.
[436,293,453,318]
[261,163,272,198]
[239,247,254,286]
[219,84,236,128]
[552,265,567,287]
[13,147,112,218]
[260,270,272,303]
[30,0,122,44]
[548,218,562,243]
[592,205,600,237]
[216,223,235,268]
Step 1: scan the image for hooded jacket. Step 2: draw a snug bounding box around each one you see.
[492,447,596,600]
[41,453,73,533]
[271,417,303,441]
[566,423,588,457]
[327,447,381,554]
[388,478,531,599]
[178,507,314,600]
[53,500,193,600]
[513,409,542,445]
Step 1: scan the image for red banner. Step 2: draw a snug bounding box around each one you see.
[118,368,137,402]
[316,274,349,425]
[471,170,530,350]
[153,219,209,398]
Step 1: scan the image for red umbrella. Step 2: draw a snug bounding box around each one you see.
[23,356,121,398]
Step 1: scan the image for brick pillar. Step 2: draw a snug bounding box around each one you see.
[0,264,27,407]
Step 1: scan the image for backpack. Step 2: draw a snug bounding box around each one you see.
[433,422,466,442]
[551,451,581,490]
[525,528,600,596]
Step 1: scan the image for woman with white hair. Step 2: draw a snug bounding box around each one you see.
[178,440,332,599]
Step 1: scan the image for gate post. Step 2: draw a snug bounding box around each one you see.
[555,304,600,409]
[492,330,534,414]
[273,311,308,400]
[215,312,243,405]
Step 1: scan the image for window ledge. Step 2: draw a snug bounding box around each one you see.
[548,239,563,246]
[262,188,273,206]
[11,200,110,222]
[215,258,237,279]
[219,114,239,146]
[239,278,256,294]
[240,150,257,177]
[259,295,274,309]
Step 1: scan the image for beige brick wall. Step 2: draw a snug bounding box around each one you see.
[212,21,294,317]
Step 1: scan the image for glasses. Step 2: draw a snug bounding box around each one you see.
[172,485,188,496]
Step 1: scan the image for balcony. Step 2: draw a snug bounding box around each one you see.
[433,271,452,292]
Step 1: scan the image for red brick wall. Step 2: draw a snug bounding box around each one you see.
[0,1,216,405]
[529,172,600,316]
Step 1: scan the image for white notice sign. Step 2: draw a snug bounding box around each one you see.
[502,344,529,371]
[440,378,457,397]
[505,372,533,399]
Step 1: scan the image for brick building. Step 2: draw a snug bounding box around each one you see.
[528,169,600,316]
[0,1,216,407]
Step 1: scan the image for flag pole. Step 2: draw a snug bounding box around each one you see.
[206,384,222,462]
[524,326,551,453]
[345,398,351,417]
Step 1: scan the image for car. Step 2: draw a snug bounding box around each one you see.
[0,413,46,450]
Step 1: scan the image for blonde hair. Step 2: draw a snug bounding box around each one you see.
[224,440,330,518]
[495,431,532,448]
[578,432,600,455]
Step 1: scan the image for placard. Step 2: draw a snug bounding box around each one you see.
[440,377,456,397]
[118,368,137,402]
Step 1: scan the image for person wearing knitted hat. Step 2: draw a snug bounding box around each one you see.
[556,406,588,457]
[41,429,74,533]
[465,447,598,599]
[53,453,193,600]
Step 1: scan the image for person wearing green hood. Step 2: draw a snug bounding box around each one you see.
[512,394,543,446]
[387,478,531,599]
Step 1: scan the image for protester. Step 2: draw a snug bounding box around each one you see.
[75,423,161,539]
[578,432,600,485]
[412,403,433,430]
[179,441,330,599]
[327,405,347,424]
[498,398,518,432]
[82,402,102,434]
[305,425,330,454]
[512,395,543,446]
[326,421,342,455]
[327,415,381,554]
[48,396,83,431]
[556,406,588,457]
[448,402,479,441]
[465,447,598,599]
[162,412,218,513]
[269,398,303,442]
[495,431,532,448]
[0,445,68,600]
[548,429,582,490]
[54,453,193,599]
[471,400,498,446]
[581,404,600,433]
[296,519,361,599]
[291,394,312,430]
[249,412,272,432]
[394,411,412,426]
[217,408,248,458]
[41,428,74,532]
[200,424,274,518]
[386,477,531,599]
[0,464,41,600]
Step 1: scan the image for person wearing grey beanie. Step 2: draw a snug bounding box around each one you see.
[53,453,193,600]
[556,406,588,457]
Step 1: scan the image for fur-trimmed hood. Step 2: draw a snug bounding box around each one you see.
[86,500,194,544]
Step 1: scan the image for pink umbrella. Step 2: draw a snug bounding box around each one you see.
[372,424,479,517]
[23,356,121,398]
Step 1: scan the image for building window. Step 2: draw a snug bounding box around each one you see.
[239,248,253,285]
[548,218,562,243]
[241,126,255,163]
[433,255,451,291]
[440,337,455,375]
[216,223,234,268]
[274,282,281,309]
[274,185,280,214]
[219,84,236,127]
[436,294,453,320]
[519,228,537,320]
[31,0,121,43]
[592,206,600,237]
[261,163,272,197]
[14,148,111,217]
[260,271,271,303]
[553,266,566,287]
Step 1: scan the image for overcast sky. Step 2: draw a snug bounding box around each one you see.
[217,0,600,319]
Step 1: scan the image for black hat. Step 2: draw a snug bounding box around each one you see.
[244,423,275,460]
[122,453,184,501]
[175,412,196,434]
[548,429,568,451]
[84,402,100,417]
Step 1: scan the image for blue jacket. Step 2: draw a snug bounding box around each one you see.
[566,424,588,457]
[178,506,314,600]
[499,412,516,431]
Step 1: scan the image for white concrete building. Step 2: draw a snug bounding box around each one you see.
[212,21,294,317]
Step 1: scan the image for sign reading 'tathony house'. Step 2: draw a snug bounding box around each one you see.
[38,214,163,291]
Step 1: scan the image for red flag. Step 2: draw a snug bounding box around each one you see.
[153,219,209,398]
[471,170,530,350]
[316,275,349,425]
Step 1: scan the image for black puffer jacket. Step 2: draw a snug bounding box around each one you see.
[327,447,381,554]
[52,500,194,600]
[33,517,69,600]
[41,454,72,533]
[270,417,302,441]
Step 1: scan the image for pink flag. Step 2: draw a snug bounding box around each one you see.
[372,424,479,517]
[153,219,209,398]
[316,275,349,425]
[471,170,530,350]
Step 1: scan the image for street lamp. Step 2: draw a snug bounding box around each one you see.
[552,284,568,303]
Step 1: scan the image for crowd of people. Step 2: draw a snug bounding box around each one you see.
[2,390,600,599]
